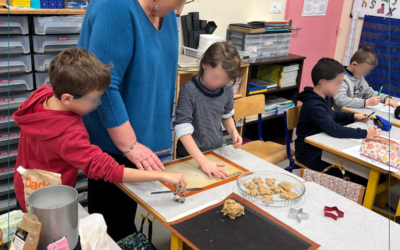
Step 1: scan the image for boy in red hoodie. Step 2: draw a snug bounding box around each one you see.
[13,48,187,212]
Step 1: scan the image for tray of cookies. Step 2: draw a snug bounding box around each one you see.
[237,171,306,207]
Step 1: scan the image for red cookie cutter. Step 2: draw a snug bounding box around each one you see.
[324,206,344,220]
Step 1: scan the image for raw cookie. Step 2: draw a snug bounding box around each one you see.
[270,185,277,191]
[221,199,245,220]
[243,182,255,190]
[273,187,285,194]
[252,177,263,184]
[280,192,299,200]
[258,184,273,195]
[263,195,273,205]
[249,190,260,196]
[245,190,251,194]
[265,178,276,186]
[278,182,293,192]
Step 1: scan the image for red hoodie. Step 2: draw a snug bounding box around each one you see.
[13,85,124,212]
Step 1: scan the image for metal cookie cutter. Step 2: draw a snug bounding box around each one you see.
[288,208,309,223]
[324,206,344,220]
[173,191,186,203]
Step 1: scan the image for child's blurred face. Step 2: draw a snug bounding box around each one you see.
[201,64,230,90]
[320,72,345,97]
[61,90,103,116]
[350,62,375,79]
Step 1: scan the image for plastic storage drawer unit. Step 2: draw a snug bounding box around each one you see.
[35,72,50,87]
[0,36,30,54]
[34,53,58,71]
[227,30,263,54]
[0,55,32,75]
[34,16,84,35]
[33,35,79,53]
[0,73,34,94]
[0,16,29,35]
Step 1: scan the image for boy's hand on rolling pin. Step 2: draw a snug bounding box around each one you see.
[160,172,187,194]
[384,98,399,108]
[366,96,381,106]
[366,126,382,138]
[200,160,228,179]
[355,113,370,122]
[232,132,243,149]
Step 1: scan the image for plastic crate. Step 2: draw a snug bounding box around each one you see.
[33,35,79,53]
[34,53,58,71]
[183,46,204,58]
[0,73,33,94]
[0,55,32,75]
[0,16,29,35]
[0,36,30,54]
[35,72,50,88]
[34,16,84,35]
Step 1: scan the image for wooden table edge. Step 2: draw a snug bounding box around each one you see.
[304,137,389,174]
[115,183,167,222]
[342,107,400,128]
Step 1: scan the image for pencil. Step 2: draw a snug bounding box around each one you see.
[377,86,383,96]
[367,111,375,118]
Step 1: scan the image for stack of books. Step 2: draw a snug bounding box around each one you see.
[249,21,289,32]
[248,79,278,95]
[265,95,295,115]
[178,54,199,72]
[257,64,299,88]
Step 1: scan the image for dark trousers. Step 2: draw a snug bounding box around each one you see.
[88,152,138,241]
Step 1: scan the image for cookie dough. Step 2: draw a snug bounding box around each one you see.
[263,195,273,205]
[252,177,263,184]
[280,192,299,200]
[278,182,293,192]
[265,178,276,186]
[243,182,255,190]
[258,184,273,195]
[270,185,277,191]
[249,189,260,196]
[221,199,245,220]
[273,187,285,194]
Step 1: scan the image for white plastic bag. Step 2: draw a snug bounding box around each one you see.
[79,214,109,250]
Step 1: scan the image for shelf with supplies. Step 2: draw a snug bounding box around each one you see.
[243,53,306,144]
[173,55,250,160]
[0,8,85,15]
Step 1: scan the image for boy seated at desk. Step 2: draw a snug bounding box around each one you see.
[295,58,381,177]
[334,47,398,111]
[13,48,187,212]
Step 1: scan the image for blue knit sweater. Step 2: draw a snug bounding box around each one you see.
[78,0,178,154]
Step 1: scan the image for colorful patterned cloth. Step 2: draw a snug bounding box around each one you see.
[302,169,364,203]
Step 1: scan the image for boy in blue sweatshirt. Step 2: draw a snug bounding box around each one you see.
[295,58,381,176]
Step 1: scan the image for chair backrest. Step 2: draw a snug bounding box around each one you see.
[286,106,301,131]
[300,169,365,205]
[233,95,265,121]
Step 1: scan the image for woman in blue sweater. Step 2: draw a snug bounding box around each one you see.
[78,0,184,240]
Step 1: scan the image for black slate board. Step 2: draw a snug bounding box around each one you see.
[166,193,319,250]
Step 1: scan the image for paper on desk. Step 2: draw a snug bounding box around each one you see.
[350,135,400,145]
[366,103,400,113]
[342,146,400,173]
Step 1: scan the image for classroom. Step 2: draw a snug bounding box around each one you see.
[0,0,398,249]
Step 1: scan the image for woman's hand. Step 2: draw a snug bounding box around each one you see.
[160,172,187,193]
[200,160,228,179]
[127,143,164,171]
[355,113,370,122]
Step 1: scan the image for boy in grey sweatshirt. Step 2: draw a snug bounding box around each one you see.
[334,48,398,111]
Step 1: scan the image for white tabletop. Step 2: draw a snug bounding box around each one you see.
[121,146,400,249]
[78,204,121,250]
[342,97,400,126]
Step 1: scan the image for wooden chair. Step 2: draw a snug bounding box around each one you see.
[283,106,308,172]
[234,95,292,164]
[300,169,365,205]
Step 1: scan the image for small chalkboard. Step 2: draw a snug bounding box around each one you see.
[164,193,320,250]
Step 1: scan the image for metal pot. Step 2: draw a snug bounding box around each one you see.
[28,185,79,249]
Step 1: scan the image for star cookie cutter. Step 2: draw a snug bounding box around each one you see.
[324,206,344,220]
[173,191,186,203]
[288,208,309,223]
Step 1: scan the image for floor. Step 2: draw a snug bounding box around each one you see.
[133,159,293,250]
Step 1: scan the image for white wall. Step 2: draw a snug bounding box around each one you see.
[179,0,286,50]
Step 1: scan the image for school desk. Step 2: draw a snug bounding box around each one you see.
[78,204,121,250]
[305,122,400,213]
[115,146,400,250]
[342,96,400,128]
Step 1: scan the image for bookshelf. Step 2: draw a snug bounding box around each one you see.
[243,54,306,144]
[173,63,250,159]
[0,8,85,15]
